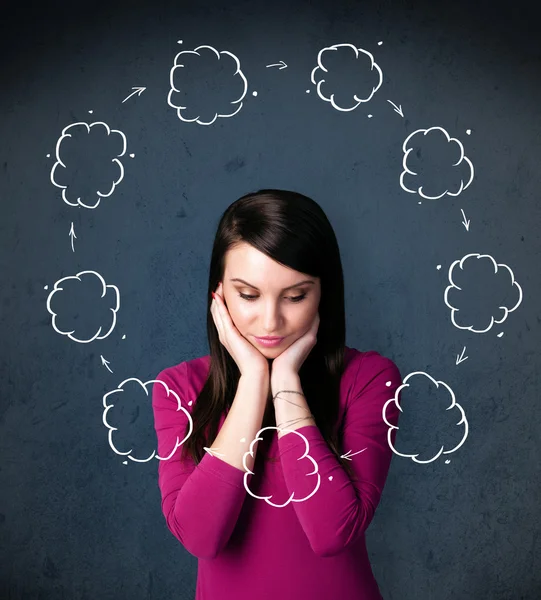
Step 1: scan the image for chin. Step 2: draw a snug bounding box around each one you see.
[260,346,285,358]
[258,345,281,353]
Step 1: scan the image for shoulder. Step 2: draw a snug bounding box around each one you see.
[344,346,398,374]
[153,354,211,408]
[350,348,401,379]
[343,347,402,400]
[155,354,209,381]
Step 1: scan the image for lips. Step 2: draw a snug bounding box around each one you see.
[254,336,286,346]
[257,336,284,341]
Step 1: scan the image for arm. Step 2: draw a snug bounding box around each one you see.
[209,369,270,472]
[152,362,269,559]
[275,352,402,557]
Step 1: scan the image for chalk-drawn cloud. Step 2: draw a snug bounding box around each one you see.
[242,427,321,507]
[444,253,522,333]
[383,371,468,464]
[103,378,193,463]
[50,121,127,209]
[310,43,383,111]
[46,270,120,343]
[400,126,474,199]
[167,45,248,125]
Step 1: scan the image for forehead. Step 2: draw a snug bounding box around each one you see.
[224,243,309,282]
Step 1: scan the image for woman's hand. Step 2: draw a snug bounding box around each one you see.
[211,282,270,378]
[271,312,320,379]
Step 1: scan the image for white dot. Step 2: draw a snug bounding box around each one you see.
[378,41,383,45]
[252,91,257,96]
[240,437,246,443]
[46,153,50,158]
[122,334,126,339]
[385,380,392,387]
[122,461,128,465]
[328,475,333,481]
[177,40,183,44]
[436,264,441,270]
[306,89,310,93]
[497,332,504,337]
[368,114,373,118]
[44,285,49,290]
[88,110,93,114]
[466,129,471,135]
[129,153,135,158]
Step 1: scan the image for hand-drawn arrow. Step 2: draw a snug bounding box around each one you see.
[122,87,146,103]
[461,209,470,231]
[69,222,77,252]
[456,346,468,365]
[386,99,404,117]
[101,355,113,373]
[341,448,367,461]
[265,61,287,70]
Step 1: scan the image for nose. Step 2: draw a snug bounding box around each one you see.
[261,300,284,334]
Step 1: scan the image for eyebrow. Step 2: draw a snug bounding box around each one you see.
[229,278,315,291]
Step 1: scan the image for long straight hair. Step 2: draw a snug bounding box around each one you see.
[180,189,357,481]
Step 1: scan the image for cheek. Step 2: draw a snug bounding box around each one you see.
[227,301,248,327]
[300,307,319,329]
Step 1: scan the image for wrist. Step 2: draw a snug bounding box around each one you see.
[271,370,299,390]
[271,367,298,380]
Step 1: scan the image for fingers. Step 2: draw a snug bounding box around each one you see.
[211,283,229,341]
[213,282,227,310]
[211,295,224,340]
[213,287,232,330]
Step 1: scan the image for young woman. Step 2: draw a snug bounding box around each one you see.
[152,189,402,600]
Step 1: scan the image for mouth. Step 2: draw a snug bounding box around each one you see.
[254,336,286,346]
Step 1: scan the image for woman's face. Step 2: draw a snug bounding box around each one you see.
[220,242,321,357]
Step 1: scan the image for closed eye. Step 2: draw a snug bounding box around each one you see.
[238,293,307,303]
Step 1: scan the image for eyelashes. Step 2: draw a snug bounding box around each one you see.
[238,293,307,304]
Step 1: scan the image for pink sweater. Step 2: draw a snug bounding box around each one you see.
[152,347,402,600]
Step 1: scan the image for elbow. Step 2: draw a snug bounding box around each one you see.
[311,539,345,558]
[165,511,225,560]
[189,535,228,560]
[309,527,349,557]
[186,543,221,560]
[311,534,363,558]
[167,525,222,560]
[165,512,222,560]
[311,504,374,558]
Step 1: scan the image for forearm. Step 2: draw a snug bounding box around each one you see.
[271,372,315,439]
[210,371,269,471]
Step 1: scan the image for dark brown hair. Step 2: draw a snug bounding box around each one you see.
[180,188,357,481]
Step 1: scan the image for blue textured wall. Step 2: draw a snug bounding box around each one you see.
[1,0,540,598]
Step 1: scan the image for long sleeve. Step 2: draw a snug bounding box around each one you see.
[152,362,253,559]
[276,351,402,558]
